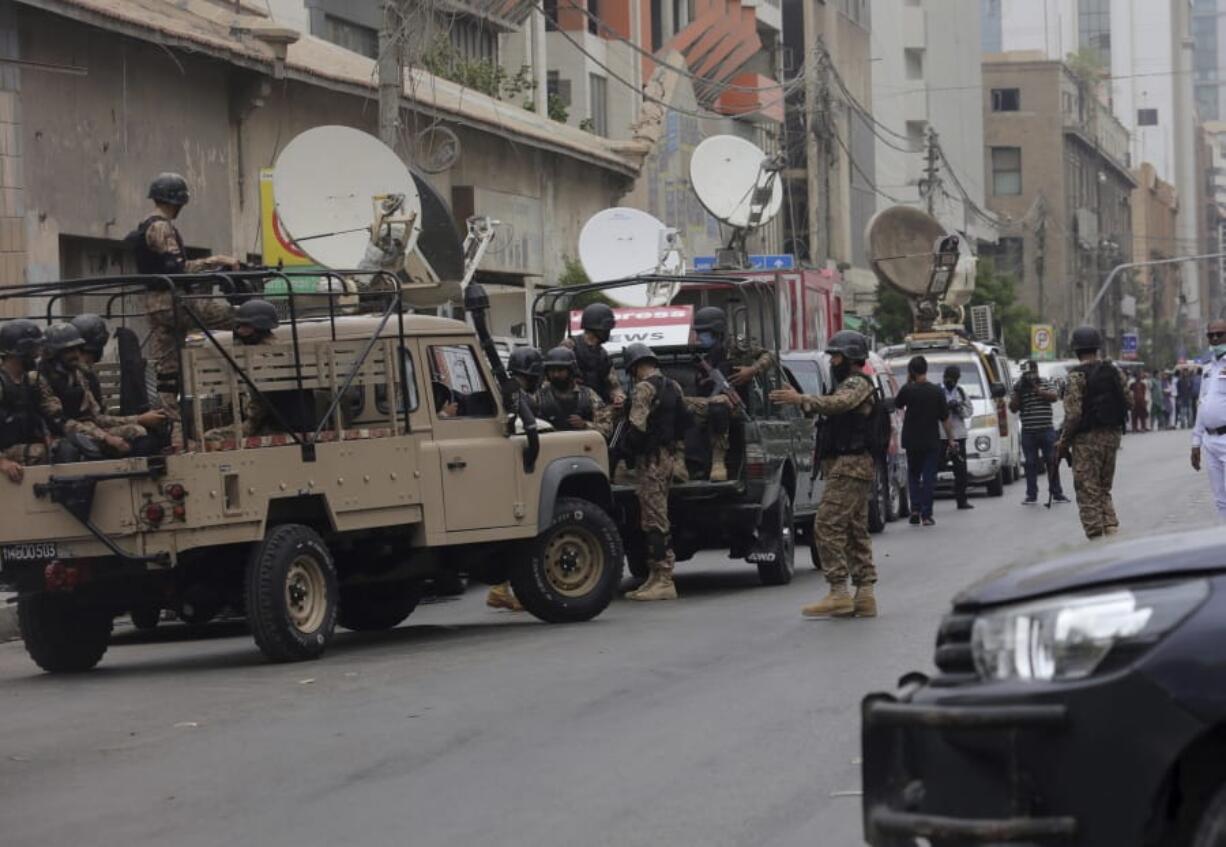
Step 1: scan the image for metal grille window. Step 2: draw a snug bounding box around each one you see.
[321,14,378,59]
[589,73,608,136]
[991,147,1022,196]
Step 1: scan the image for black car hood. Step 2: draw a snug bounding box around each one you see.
[954,527,1226,608]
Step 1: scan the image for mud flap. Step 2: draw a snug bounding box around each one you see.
[746,466,786,564]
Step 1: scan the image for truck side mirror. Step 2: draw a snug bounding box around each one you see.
[989,382,1007,399]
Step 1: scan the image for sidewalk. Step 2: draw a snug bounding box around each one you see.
[0,592,16,641]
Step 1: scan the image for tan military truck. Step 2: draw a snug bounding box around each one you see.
[0,275,623,672]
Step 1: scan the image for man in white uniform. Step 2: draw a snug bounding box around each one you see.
[1191,320,1226,517]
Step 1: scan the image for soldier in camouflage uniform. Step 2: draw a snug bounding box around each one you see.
[202,301,284,447]
[771,330,878,618]
[1056,325,1128,539]
[0,320,54,482]
[38,324,167,457]
[535,346,612,437]
[562,303,625,407]
[621,343,685,602]
[130,173,241,447]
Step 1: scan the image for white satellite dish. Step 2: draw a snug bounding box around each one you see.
[690,135,783,229]
[273,126,422,270]
[578,207,683,307]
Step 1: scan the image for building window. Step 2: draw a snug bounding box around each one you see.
[650,0,663,51]
[1078,0,1111,65]
[544,0,558,31]
[991,88,1020,112]
[589,73,608,136]
[905,120,927,150]
[587,0,599,35]
[1138,108,1159,126]
[991,146,1022,195]
[321,14,378,59]
[547,70,572,106]
[904,48,924,81]
[449,15,498,63]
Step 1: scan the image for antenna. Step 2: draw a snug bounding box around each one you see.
[865,205,969,331]
[577,207,684,307]
[689,135,784,269]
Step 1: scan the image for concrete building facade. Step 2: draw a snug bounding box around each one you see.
[982,54,1135,352]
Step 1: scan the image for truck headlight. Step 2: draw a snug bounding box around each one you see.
[970,414,997,430]
[971,580,1209,682]
[974,435,992,453]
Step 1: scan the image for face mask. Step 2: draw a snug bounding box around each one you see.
[944,379,957,390]
[238,331,264,346]
[697,331,718,350]
[549,376,571,391]
[1214,343,1226,358]
[832,359,851,382]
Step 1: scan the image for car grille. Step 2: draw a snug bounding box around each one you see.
[932,610,977,686]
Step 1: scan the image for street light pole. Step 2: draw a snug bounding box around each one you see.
[1081,251,1226,328]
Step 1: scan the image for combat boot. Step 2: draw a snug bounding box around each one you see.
[625,571,657,599]
[802,584,854,618]
[628,569,677,601]
[709,443,728,482]
[853,584,877,618]
[486,582,523,611]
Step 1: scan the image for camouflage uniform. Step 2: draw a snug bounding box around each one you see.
[534,382,612,437]
[143,218,234,446]
[561,335,624,402]
[688,338,774,478]
[798,374,877,588]
[1060,364,1127,539]
[203,334,281,446]
[38,365,149,453]
[0,368,51,466]
[628,370,679,577]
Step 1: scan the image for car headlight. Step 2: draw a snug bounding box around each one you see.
[974,435,992,453]
[971,580,1209,682]
[970,414,997,430]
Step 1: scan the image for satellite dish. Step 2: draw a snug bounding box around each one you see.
[864,205,947,297]
[690,135,784,229]
[273,126,422,270]
[400,169,466,308]
[578,207,683,307]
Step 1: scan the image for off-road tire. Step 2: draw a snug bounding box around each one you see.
[339,583,421,631]
[986,468,1005,497]
[757,489,796,586]
[510,497,623,623]
[245,524,338,662]
[130,605,160,631]
[867,463,888,533]
[1191,781,1226,847]
[19,595,112,673]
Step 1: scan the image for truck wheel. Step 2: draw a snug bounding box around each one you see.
[339,583,421,631]
[130,605,160,631]
[245,524,338,662]
[868,464,888,533]
[511,497,623,623]
[757,489,796,586]
[986,468,1005,497]
[18,595,112,673]
[1192,781,1226,846]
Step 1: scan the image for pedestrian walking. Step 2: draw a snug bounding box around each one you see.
[770,331,878,619]
[1150,371,1165,429]
[1191,320,1226,519]
[1056,326,1128,539]
[940,364,974,510]
[893,355,956,527]
[1130,372,1149,432]
[1010,360,1068,505]
[1178,369,1193,428]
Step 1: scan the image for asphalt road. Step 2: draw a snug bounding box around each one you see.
[0,430,1216,847]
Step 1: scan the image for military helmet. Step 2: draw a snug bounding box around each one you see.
[71,313,110,357]
[0,319,42,358]
[43,323,86,356]
[693,306,727,335]
[825,329,869,363]
[1070,325,1103,352]
[543,346,579,374]
[234,299,280,332]
[148,172,190,207]
[580,302,616,333]
[508,346,543,379]
[622,342,658,372]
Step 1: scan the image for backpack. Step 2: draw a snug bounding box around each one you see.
[1079,361,1128,432]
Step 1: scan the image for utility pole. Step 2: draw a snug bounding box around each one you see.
[378,0,405,149]
[804,10,823,266]
[921,126,941,216]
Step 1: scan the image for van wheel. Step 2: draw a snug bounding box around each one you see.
[130,605,160,631]
[18,595,112,673]
[1191,781,1226,846]
[245,524,338,662]
[868,464,888,533]
[757,489,796,586]
[986,468,1005,497]
[511,497,623,623]
[339,583,421,631]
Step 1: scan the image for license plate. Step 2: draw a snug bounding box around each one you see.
[2,542,62,563]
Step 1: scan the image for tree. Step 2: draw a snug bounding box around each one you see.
[966,258,1037,359]
[872,284,913,345]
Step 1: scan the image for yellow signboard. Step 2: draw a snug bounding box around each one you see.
[1030,324,1055,361]
[259,168,314,268]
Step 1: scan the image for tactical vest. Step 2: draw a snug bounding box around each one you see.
[637,374,683,455]
[537,383,593,431]
[0,369,43,449]
[821,374,875,456]
[1075,361,1128,433]
[573,338,614,403]
[39,361,86,423]
[83,366,103,408]
[127,215,186,275]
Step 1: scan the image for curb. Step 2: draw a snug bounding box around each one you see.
[0,600,16,642]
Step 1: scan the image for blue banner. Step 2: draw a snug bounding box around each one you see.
[691,254,796,271]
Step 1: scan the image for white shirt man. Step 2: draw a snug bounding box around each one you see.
[1191,322,1226,517]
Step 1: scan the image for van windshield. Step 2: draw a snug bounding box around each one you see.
[888,357,987,399]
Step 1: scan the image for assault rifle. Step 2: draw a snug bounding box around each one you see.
[694,353,745,413]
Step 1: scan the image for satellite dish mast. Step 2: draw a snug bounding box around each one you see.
[689,135,785,270]
[864,205,968,331]
[577,207,685,308]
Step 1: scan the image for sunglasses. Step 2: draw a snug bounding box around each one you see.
[1209,331,1226,340]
